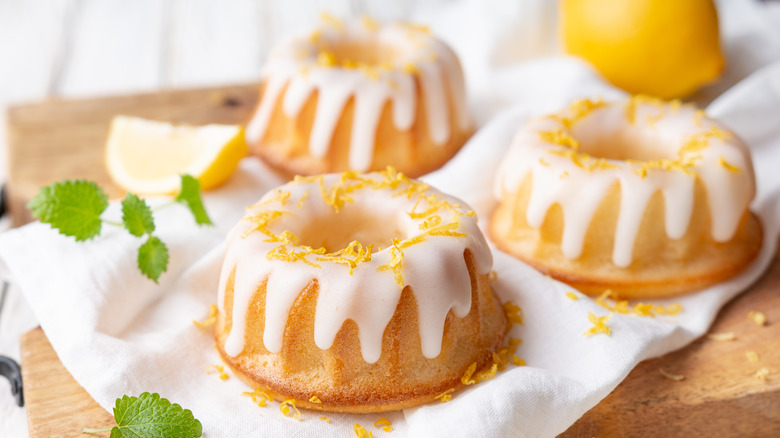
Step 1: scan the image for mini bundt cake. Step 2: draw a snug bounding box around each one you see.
[245,15,473,177]
[215,168,507,412]
[490,96,762,299]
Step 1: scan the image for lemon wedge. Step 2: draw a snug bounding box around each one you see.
[105,116,248,195]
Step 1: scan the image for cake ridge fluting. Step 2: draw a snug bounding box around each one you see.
[217,168,493,364]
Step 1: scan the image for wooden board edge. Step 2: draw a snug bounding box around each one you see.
[20,327,115,437]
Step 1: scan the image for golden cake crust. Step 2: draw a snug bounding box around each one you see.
[489,175,763,299]
[215,250,507,413]
[251,81,473,179]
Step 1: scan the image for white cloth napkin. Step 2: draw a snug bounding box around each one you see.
[1,57,780,437]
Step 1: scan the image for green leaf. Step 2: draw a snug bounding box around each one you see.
[27,180,108,241]
[109,392,202,438]
[137,236,169,283]
[121,193,155,237]
[175,175,212,226]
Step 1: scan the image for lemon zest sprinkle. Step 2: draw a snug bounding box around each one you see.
[625,94,667,124]
[584,312,612,336]
[266,245,323,268]
[280,399,301,420]
[596,289,682,317]
[242,210,290,238]
[491,337,523,371]
[474,363,498,382]
[565,291,579,301]
[756,368,770,382]
[504,302,524,325]
[435,388,455,403]
[256,189,291,207]
[512,356,526,366]
[633,302,655,317]
[562,98,607,128]
[377,238,405,286]
[748,311,767,326]
[242,388,273,407]
[309,395,322,403]
[659,368,685,381]
[297,190,309,208]
[317,50,338,67]
[461,362,477,385]
[320,416,331,423]
[206,365,229,381]
[746,351,760,363]
[707,332,736,342]
[317,240,374,275]
[374,417,393,432]
[718,156,741,173]
[193,304,218,328]
[539,129,580,150]
[354,424,374,438]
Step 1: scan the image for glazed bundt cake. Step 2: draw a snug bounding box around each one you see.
[245,15,473,177]
[490,96,762,298]
[215,169,507,412]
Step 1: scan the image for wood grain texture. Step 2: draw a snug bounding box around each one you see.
[6,83,259,225]
[20,327,115,438]
[561,237,780,437]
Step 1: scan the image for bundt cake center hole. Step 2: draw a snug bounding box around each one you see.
[297,206,402,253]
[325,41,399,67]
[571,113,680,162]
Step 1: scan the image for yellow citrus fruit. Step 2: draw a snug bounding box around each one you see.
[106,116,248,195]
[559,0,724,99]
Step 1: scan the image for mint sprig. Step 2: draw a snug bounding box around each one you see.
[138,236,169,282]
[28,175,211,282]
[83,392,202,438]
[121,193,155,237]
[28,180,108,241]
[176,175,213,226]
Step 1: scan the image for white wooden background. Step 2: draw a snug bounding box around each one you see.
[1,0,780,436]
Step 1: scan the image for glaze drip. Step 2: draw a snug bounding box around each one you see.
[495,97,756,267]
[245,16,471,171]
[218,169,492,363]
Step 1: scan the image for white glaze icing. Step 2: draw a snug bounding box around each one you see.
[495,98,756,267]
[245,17,471,171]
[218,170,492,363]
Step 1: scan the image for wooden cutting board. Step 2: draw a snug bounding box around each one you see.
[7,85,780,437]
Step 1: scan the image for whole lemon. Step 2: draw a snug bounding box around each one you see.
[560,0,724,99]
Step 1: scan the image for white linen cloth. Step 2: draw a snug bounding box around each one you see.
[1,56,780,437]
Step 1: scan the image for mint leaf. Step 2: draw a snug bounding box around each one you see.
[138,236,169,283]
[28,180,108,241]
[175,175,212,226]
[27,185,56,223]
[121,193,155,237]
[105,392,202,438]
